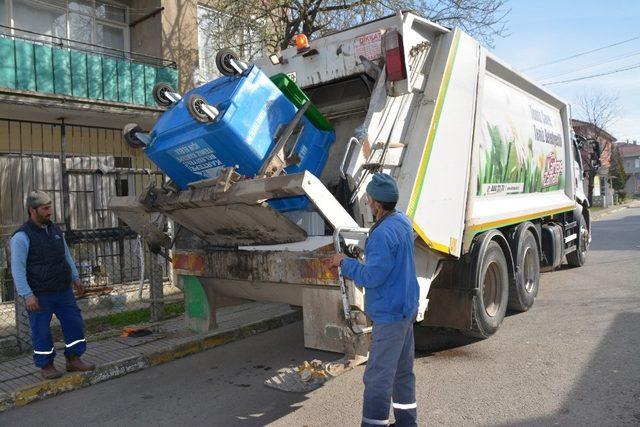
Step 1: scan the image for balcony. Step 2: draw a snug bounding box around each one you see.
[0,26,178,108]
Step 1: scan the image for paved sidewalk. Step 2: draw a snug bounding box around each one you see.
[0,302,301,412]
[591,199,640,221]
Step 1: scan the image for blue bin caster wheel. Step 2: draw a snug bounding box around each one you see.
[153,82,176,107]
[123,123,148,149]
[187,94,214,123]
[216,48,241,76]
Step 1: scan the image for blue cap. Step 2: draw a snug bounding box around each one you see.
[366,173,399,203]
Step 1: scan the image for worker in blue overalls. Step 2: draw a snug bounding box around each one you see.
[10,191,95,379]
[329,173,419,427]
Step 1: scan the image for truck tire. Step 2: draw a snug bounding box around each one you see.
[470,239,509,338]
[567,213,588,267]
[508,229,539,312]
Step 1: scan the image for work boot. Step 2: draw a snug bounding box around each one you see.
[65,355,95,372]
[41,363,63,380]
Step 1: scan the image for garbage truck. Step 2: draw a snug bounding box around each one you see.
[110,11,591,361]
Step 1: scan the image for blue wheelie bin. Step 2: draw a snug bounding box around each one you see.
[141,65,334,212]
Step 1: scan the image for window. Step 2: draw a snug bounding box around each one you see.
[113,156,133,197]
[636,158,640,169]
[67,0,127,54]
[96,1,125,22]
[13,0,67,40]
[0,0,6,26]
[5,0,128,54]
[96,22,124,52]
[69,11,93,45]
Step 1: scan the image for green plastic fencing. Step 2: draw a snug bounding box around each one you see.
[0,34,178,107]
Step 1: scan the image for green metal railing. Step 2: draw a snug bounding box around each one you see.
[0,27,179,107]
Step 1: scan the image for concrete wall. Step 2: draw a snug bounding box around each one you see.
[130,0,164,61]
[160,1,201,92]
[159,0,242,92]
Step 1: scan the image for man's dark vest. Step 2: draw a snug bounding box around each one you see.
[13,221,71,294]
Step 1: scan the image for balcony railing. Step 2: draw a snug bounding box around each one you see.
[0,26,178,107]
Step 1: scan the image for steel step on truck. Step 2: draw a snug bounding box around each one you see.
[110,11,591,362]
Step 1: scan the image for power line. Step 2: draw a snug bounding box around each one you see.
[543,63,640,86]
[523,34,640,71]
[537,48,640,81]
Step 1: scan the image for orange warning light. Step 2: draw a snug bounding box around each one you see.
[296,34,309,51]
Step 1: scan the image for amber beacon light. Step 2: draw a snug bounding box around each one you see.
[296,34,310,51]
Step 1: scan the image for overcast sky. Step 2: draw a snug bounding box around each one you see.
[492,0,639,142]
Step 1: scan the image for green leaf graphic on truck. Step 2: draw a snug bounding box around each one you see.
[477,123,564,195]
[476,74,565,197]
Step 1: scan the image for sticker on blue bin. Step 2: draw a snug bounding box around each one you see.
[168,139,224,179]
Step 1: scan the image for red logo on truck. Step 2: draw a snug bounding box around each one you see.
[543,152,563,188]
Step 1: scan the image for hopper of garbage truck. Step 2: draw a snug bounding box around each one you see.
[109,171,357,248]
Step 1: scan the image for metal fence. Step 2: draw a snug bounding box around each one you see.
[0,118,179,356]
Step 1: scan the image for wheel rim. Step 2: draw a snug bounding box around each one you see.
[579,224,589,256]
[194,99,207,117]
[482,261,502,317]
[222,54,234,71]
[522,246,536,293]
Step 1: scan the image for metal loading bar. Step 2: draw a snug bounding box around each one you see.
[333,227,372,335]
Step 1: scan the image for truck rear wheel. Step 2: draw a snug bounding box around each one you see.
[470,239,509,338]
[567,213,588,267]
[508,230,539,312]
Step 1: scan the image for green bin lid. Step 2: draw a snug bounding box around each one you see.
[270,73,333,131]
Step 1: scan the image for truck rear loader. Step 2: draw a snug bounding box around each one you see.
[110,11,591,362]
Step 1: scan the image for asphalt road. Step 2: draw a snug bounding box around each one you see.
[2,203,639,426]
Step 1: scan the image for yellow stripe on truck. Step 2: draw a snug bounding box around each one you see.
[468,205,576,234]
[413,222,451,254]
[407,30,461,220]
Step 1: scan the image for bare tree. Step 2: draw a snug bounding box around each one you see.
[577,90,620,140]
[198,0,509,65]
[575,89,621,204]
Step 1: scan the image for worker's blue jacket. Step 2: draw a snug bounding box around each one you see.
[341,211,419,324]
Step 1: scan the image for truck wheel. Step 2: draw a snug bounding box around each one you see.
[187,94,212,123]
[216,48,241,76]
[153,82,175,107]
[508,230,539,312]
[567,213,588,267]
[470,239,509,338]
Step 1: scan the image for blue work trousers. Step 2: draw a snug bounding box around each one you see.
[28,286,87,367]
[362,318,417,427]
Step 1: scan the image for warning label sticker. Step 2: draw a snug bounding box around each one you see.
[354,31,383,62]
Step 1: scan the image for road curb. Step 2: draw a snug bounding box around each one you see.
[592,203,635,221]
[1,308,302,413]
